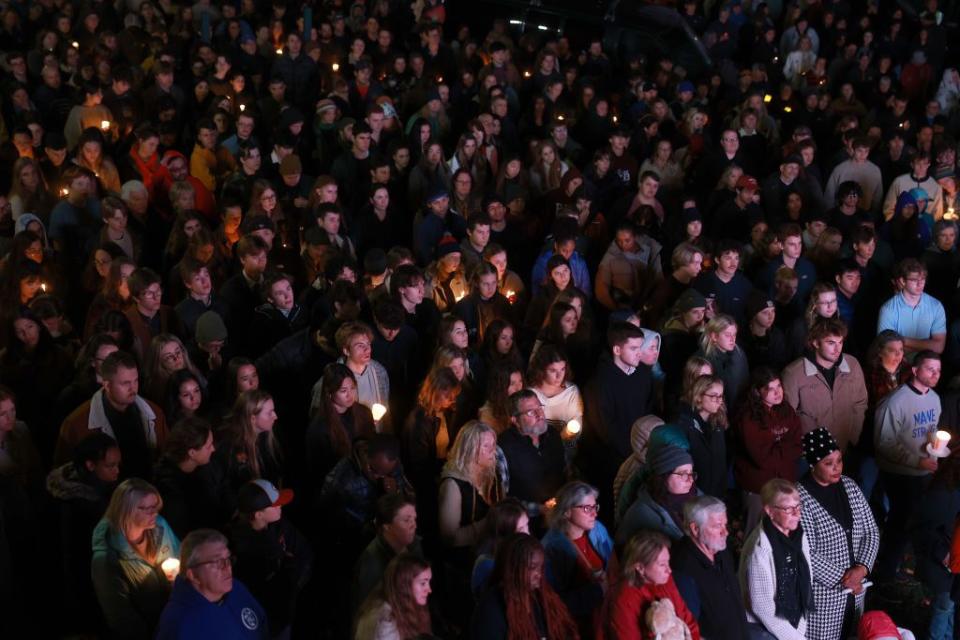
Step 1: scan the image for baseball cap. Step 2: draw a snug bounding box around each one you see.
[736,175,759,191]
[238,479,294,514]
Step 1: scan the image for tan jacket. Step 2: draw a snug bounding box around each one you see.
[782,354,868,451]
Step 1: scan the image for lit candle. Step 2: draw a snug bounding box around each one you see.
[60,187,69,197]
[40,282,47,293]
[565,420,581,436]
[545,497,557,510]
[935,430,951,453]
[436,75,443,84]
[100,120,110,130]
[783,106,793,113]
[275,47,283,55]
[372,403,387,422]
[239,103,246,112]
[161,558,180,581]
[504,289,515,304]
[612,115,618,124]
[523,70,532,78]
[71,41,79,49]
[557,115,564,121]
[331,62,340,72]
[947,207,957,220]
[763,94,772,103]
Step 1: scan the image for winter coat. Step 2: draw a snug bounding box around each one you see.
[54,390,168,467]
[542,521,615,620]
[597,575,701,640]
[909,483,960,595]
[797,476,879,640]
[616,487,687,546]
[595,240,657,311]
[90,516,180,639]
[782,355,868,452]
[697,346,749,410]
[739,523,811,640]
[675,404,727,499]
[732,404,803,494]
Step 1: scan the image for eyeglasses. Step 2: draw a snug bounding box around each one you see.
[189,555,236,571]
[574,503,599,515]
[137,503,160,514]
[703,392,724,400]
[671,471,698,480]
[515,405,545,419]
[141,288,163,299]
[770,504,801,515]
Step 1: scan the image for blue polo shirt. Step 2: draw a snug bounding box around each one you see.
[877,292,947,340]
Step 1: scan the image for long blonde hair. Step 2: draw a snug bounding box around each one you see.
[700,314,737,357]
[443,420,500,504]
[104,478,164,561]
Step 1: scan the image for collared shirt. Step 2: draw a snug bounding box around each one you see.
[877,292,946,341]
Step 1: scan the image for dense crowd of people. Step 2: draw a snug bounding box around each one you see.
[3,0,960,638]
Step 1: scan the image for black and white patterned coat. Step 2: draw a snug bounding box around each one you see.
[797,476,880,640]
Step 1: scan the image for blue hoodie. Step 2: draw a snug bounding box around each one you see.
[155,575,269,639]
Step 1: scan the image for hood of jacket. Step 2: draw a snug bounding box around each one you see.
[46,462,105,502]
[895,190,917,218]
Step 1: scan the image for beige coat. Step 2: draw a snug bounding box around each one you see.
[781,354,868,451]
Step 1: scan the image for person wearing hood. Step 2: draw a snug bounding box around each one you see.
[880,189,933,260]
[91,478,181,639]
[155,528,269,640]
[46,432,120,631]
[617,444,699,546]
[882,152,943,221]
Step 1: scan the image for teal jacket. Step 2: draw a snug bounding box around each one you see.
[91,515,180,639]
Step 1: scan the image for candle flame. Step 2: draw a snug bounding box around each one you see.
[331,62,340,72]
[372,403,387,421]
[565,420,581,435]
[100,120,110,130]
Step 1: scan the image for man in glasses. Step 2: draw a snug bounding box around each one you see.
[498,389,567,530]
[155,528,268,638]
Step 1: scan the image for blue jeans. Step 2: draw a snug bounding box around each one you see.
[928,591,954,640]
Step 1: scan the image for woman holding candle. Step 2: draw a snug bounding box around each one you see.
[305,363,376,480]
[91,478,181,639]
[527,344,584,433]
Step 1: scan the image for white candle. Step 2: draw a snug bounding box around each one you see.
[935,430,951,452]
[100,120,110,130]
[372,403,387,422]
[161,558,180,581]
[565,420,581,436]
[331,63,340,72]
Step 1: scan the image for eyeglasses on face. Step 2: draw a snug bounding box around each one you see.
[573,503,599,515]
[770,504,801,515]
[515,405,545,419]
[702,392,724,400]
[189,555,236,571]
[671,471,698,480]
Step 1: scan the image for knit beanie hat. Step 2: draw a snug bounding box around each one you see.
[802,427,840,466]
[745,289,775,321]
[195,311,228,345]
[436,233,461,259]
[649,444,693,476]
[279,154,302,177]
[675,288,706,313]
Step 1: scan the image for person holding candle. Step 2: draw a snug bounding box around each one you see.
[873,349,943,581]
[498,389,567,525]
[527,344,584,432]
[91,478,181,639]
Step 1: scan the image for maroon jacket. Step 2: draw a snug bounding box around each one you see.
[733,403,803,493]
